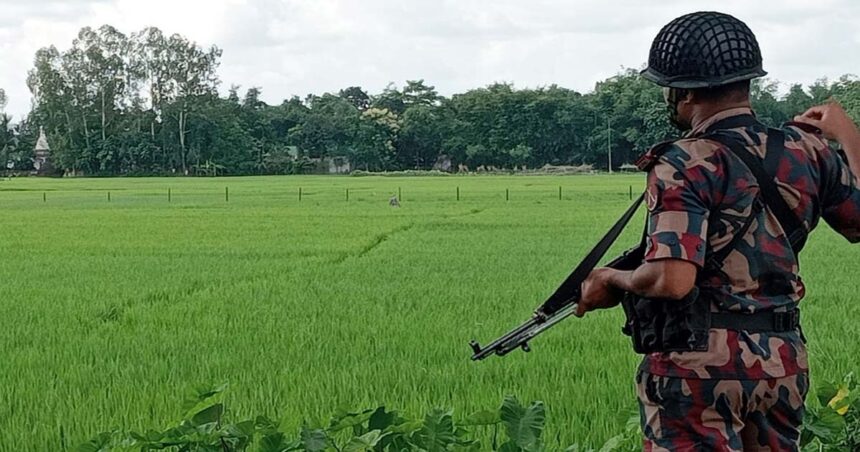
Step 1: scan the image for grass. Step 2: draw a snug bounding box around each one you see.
[0,174,857,451]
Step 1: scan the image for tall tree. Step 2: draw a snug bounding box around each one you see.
[339,86,370,111]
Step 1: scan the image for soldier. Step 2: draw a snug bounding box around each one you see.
[575,11,860,451]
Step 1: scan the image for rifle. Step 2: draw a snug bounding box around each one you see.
[469,194,645,361]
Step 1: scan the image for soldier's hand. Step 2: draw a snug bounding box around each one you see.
[794,102,860,146]
[575,267,623,317]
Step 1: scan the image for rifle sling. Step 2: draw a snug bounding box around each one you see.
[706,129,808,256]
[538,193,644,316]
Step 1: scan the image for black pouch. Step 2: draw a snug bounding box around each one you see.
[621,287,709,354]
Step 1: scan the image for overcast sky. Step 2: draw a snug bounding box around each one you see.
[1,0,858,119]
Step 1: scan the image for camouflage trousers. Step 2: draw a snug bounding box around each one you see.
[636,371,808,451]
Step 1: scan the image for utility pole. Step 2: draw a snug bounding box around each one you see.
[607,117,613,174]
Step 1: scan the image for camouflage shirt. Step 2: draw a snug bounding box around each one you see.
[638,107,860,380]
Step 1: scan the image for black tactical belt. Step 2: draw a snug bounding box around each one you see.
[710,309,800,333]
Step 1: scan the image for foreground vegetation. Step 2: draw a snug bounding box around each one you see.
[1,175,858,451]
[78,375,860,451]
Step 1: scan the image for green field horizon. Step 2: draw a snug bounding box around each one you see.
[1,175,857,451]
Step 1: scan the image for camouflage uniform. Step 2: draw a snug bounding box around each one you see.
[635,107,860,451]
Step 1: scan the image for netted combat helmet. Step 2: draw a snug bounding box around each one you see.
[641,11,766,89]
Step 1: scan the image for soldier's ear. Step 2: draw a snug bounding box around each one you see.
[680,89,696,106]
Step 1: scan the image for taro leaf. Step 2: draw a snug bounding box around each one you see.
[452,439,482,451]
[500,396,546,451]
[343,430,386,452]
[301,425,328,452]
[130,429,164,444]
[386,420,423,435]
[413,408,456,452]
[182,383,228,415]
[190,403,224,427]
[260,431,302,452]
[328,408,374,433]
[387,435,413,452]
[223,419,256,448]
[461,409,500,426]
[231,420,256,436]
[369,407,402,450]
[256,415,281,433]
[75,432,113,452]
[452,427,481,450]
[368,407,398,431]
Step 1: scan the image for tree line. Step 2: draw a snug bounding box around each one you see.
[2,24,860,176]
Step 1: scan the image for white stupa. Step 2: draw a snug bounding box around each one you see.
[34,127,50,173]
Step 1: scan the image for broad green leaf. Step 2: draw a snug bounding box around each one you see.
[224,419,256,438]
[452,438,482,451]
[256,415,281,432]
[368,407,398,431]
[182,383,228,415]
[500,396,546,451]
[75,432,113,452]
[300,425,328,452]
[129,429,163,443]
[328,408,374,432]
[343,430,386,452]
[260,430,302,452]
[461,410,500,426]
[190,403,224,426]
[386,420,423,435]
[413,408,456,452]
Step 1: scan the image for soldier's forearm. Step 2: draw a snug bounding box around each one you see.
[608,259,697,300]
[610,259,697,300]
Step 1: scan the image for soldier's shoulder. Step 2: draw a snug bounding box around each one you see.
[636,137,723,172]
[783,121,829,154]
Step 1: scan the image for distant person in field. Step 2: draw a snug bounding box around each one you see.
[574,11,860,451]
[389,194,400,207]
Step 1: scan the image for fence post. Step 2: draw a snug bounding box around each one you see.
[299,187,302,201]
[43,192,46,203]
[506,188,509,201]
[108,191,111,202]
[225,187,229,202]
[629,185,632,200]
[456,186,460,201]
[559,186,562,200]
[398,186,401,202]
[346,188,349,202]
[168,188,171,202]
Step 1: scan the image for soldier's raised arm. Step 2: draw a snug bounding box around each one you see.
[794,102,860,172]
[794,103,860,242]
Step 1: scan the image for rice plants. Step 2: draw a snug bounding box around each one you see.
[0,174,856,451]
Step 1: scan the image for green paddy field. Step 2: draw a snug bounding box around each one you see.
[1,175,857,450]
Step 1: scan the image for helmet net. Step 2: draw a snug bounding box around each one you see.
[646,11,764,87]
